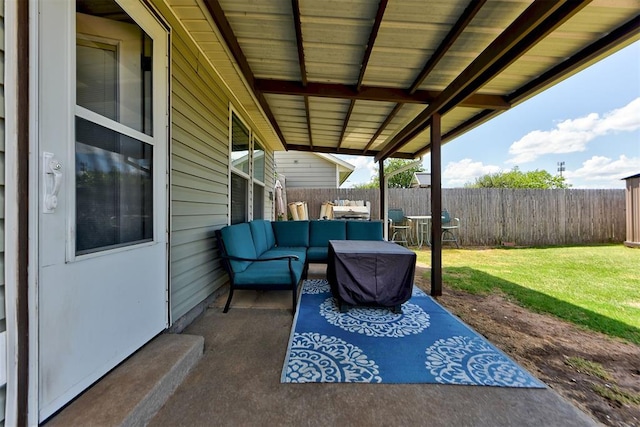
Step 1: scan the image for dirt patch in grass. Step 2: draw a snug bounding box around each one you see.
[414,265,640,427]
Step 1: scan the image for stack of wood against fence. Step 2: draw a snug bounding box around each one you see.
[286,188,626,247]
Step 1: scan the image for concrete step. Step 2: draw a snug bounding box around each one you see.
[46,333,204,427]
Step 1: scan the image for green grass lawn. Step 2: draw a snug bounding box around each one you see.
[415,245,640,345]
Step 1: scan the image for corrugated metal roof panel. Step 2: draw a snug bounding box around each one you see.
[163,0,639,160]
[166,0,287,151]
[484,2,639,96]
[300,1,377,84]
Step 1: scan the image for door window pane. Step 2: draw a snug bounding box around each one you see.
[75,1,156,255]
[75,117,153,254]
[76,3,153,136]
[77,40,118,121]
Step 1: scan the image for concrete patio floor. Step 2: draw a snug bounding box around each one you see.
[147,265,597,427]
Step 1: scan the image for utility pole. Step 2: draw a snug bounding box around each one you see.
[557,161,565,177]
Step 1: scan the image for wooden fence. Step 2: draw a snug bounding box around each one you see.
[285,188,626,246]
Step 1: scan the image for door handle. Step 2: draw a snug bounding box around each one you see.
[43,152,63,213]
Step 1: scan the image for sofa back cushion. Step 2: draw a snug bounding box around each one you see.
[346,220,384,241]
[250,219,276,256]
[309,220,346,247]
[219,223,257,273]
[272,220,310,247]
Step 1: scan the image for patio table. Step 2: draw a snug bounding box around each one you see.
[406,215,432,248]
[327,240,416,312]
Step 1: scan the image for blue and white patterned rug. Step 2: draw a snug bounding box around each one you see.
[281,279,545,387]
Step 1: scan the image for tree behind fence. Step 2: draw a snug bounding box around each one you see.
[285,188,626,246]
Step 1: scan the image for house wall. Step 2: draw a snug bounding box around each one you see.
[0,0,7,420]
[154,2,275,323]
[275,152,337,188]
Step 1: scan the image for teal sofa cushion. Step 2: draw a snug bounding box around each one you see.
[272,220,310,247]
[250,219,276,256]
[309,220,347,247]
[261,247,307,274]
[346,220,384,241]
[307,246,329,263]
[219,223,258,273]
[233,259,304,286]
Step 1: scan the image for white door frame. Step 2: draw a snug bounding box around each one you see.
[27,0,41,422]
[4,0,26,424]
[26,0,170,422]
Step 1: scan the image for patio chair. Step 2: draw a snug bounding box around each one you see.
[441,209,460,248]
[388,208,412,246]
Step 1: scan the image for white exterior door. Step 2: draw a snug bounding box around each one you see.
[36,0,168,421]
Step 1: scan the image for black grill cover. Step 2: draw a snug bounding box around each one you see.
[327,240,416,307]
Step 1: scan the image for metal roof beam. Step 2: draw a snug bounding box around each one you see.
[337,0,388,150]
[509,14,640,106]
[203,0,289,148]
[254,79,509,109]
[412,109,494,158]
[336,101,354,151]
[363,103,402,154]
[409,0,486,94]
[303,96,313,149]
[292,0,307,86]
[357,0,387,91]
[291,0,313,149]
[413,14,640,158]
[286,144,414,159]
[375,0,588,162]
[363,0,487,153]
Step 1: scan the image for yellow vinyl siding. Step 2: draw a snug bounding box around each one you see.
[169,28,230,321]
[159,3,277,322]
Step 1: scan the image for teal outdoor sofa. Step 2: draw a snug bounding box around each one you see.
[215,219,384,313]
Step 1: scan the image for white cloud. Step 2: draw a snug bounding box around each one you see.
[350,156,377,176]
[443,158,501,187]
[338,155,377,186]
[564,154,640,188]
[595,98,640,133]
[507,98,640,164]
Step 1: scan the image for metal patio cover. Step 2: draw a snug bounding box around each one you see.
[203,0,639,161]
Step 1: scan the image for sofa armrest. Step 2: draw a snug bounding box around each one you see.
[222,254,299,262]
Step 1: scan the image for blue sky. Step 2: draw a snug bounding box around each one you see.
[340,40,640,189]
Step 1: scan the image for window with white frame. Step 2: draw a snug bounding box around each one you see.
[230,111,266,224]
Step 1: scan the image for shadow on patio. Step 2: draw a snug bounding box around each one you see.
[147,264,597,427]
